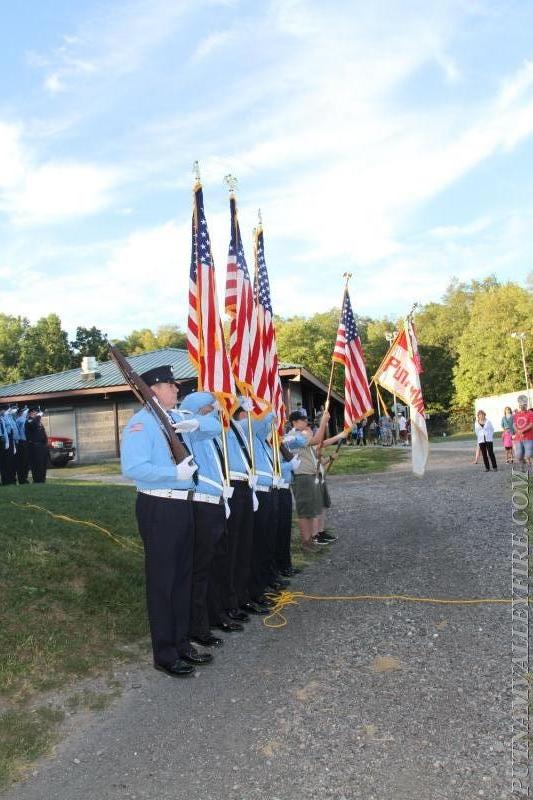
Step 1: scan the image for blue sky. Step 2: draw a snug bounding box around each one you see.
[1,0,532,338]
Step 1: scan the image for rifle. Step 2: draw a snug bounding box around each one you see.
[279,441,295,462]
[109,345,191,465]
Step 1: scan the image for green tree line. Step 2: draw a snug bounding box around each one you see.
[0,276,531,416]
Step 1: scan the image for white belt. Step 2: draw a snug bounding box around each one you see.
[255,484,271,493]
[230,473,248,482]
[138,488,192,500]
[193,492,223,506]
[276,481,290,490]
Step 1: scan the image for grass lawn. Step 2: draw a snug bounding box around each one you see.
[429,431,476,442]
[49,460,122,478]
[324,444,407,475]
[0,481,146,701]
[0,480,146,785]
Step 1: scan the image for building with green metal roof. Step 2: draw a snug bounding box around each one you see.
[0,349,344,463]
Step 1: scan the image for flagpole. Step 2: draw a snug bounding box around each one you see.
[324,271,352,411]
[194,160,232,484]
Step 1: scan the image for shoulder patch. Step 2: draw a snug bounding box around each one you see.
[128,422,144,432]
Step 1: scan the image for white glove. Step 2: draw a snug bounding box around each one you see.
[240,397,253,412]
[272,475,281,488]
[171,419,200,433]
[222,485,234,500]
[248,474,258,491]
[176,456,198,481]
[290,455,301,470]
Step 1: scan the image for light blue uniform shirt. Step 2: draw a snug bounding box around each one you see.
[16,412,28,441]
[226,419,253,479]
[179,392,223,498]
[120,406,218,491]
[280,432,307,485]
[3,412,19,442]
[252,412,275,488]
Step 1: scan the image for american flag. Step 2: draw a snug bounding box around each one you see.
[188,182,236,425]
[254,225,285,430]
[332,289,373,428]
[225,195,256,394]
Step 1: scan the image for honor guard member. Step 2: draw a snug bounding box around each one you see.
[274,432,306,577]
[25,408,47,483]
[121,365,213,678]
[1,406,19,484]
[211,399,260,621]
[0,409,8,485]
[248,411,278,606]
[178,391,236,649]
[15,407,29,484]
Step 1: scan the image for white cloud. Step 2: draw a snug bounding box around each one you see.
[193,30,233,60]
[0,121,119,224]
[33,0,191,94]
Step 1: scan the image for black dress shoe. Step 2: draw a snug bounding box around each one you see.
[267,579,290,590]
[255,594,276,607]
[180,647,214,665]
[189,633,224,648]
[154,659,195,677]
[227,608,250,622]
[240,602,269,616]
[212,620,244,633]
[279,567,301,577]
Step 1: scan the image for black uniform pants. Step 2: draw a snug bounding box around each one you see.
[0,439,8,485]
[136,493,194,666]
[249,490,277,599]
[225,481,254,608]
[275,488,293,573]
[16,441,29,484]
[189,502,225,638]
[479,441,497,470]
[0,439,17,485]
[28,442,48,483]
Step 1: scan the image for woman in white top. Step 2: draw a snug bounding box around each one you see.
[474,410,497,471]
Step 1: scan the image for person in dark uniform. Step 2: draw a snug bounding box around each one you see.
[0,406,19,484]
[0,409,8,485]
[178,390,239,648]
[120,365,216,678]
[15,407,29,484]
[25,408,48,483]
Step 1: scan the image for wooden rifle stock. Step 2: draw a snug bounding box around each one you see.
[279,442,294,462]
[108,345,190,465]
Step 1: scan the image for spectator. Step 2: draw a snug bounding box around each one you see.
[501,406,514,464]
[398,413,408,445]
[367,418,378,445]
[295,402,308,418]
[474,410,497,472]
[512,395,533,471]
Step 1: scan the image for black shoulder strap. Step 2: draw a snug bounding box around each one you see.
[230,421,253,469]
[212,437,227,480]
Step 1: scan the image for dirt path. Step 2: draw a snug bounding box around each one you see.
[4,443,515,800]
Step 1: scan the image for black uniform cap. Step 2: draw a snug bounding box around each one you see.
[140,365,179,387]
[288,410,308,423]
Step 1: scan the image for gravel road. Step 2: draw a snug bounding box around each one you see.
[4,443,518,800]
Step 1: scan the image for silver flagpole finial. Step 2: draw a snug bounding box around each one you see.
[192,161,201,183]
[257,208,263,226]
[224,174,238,193]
